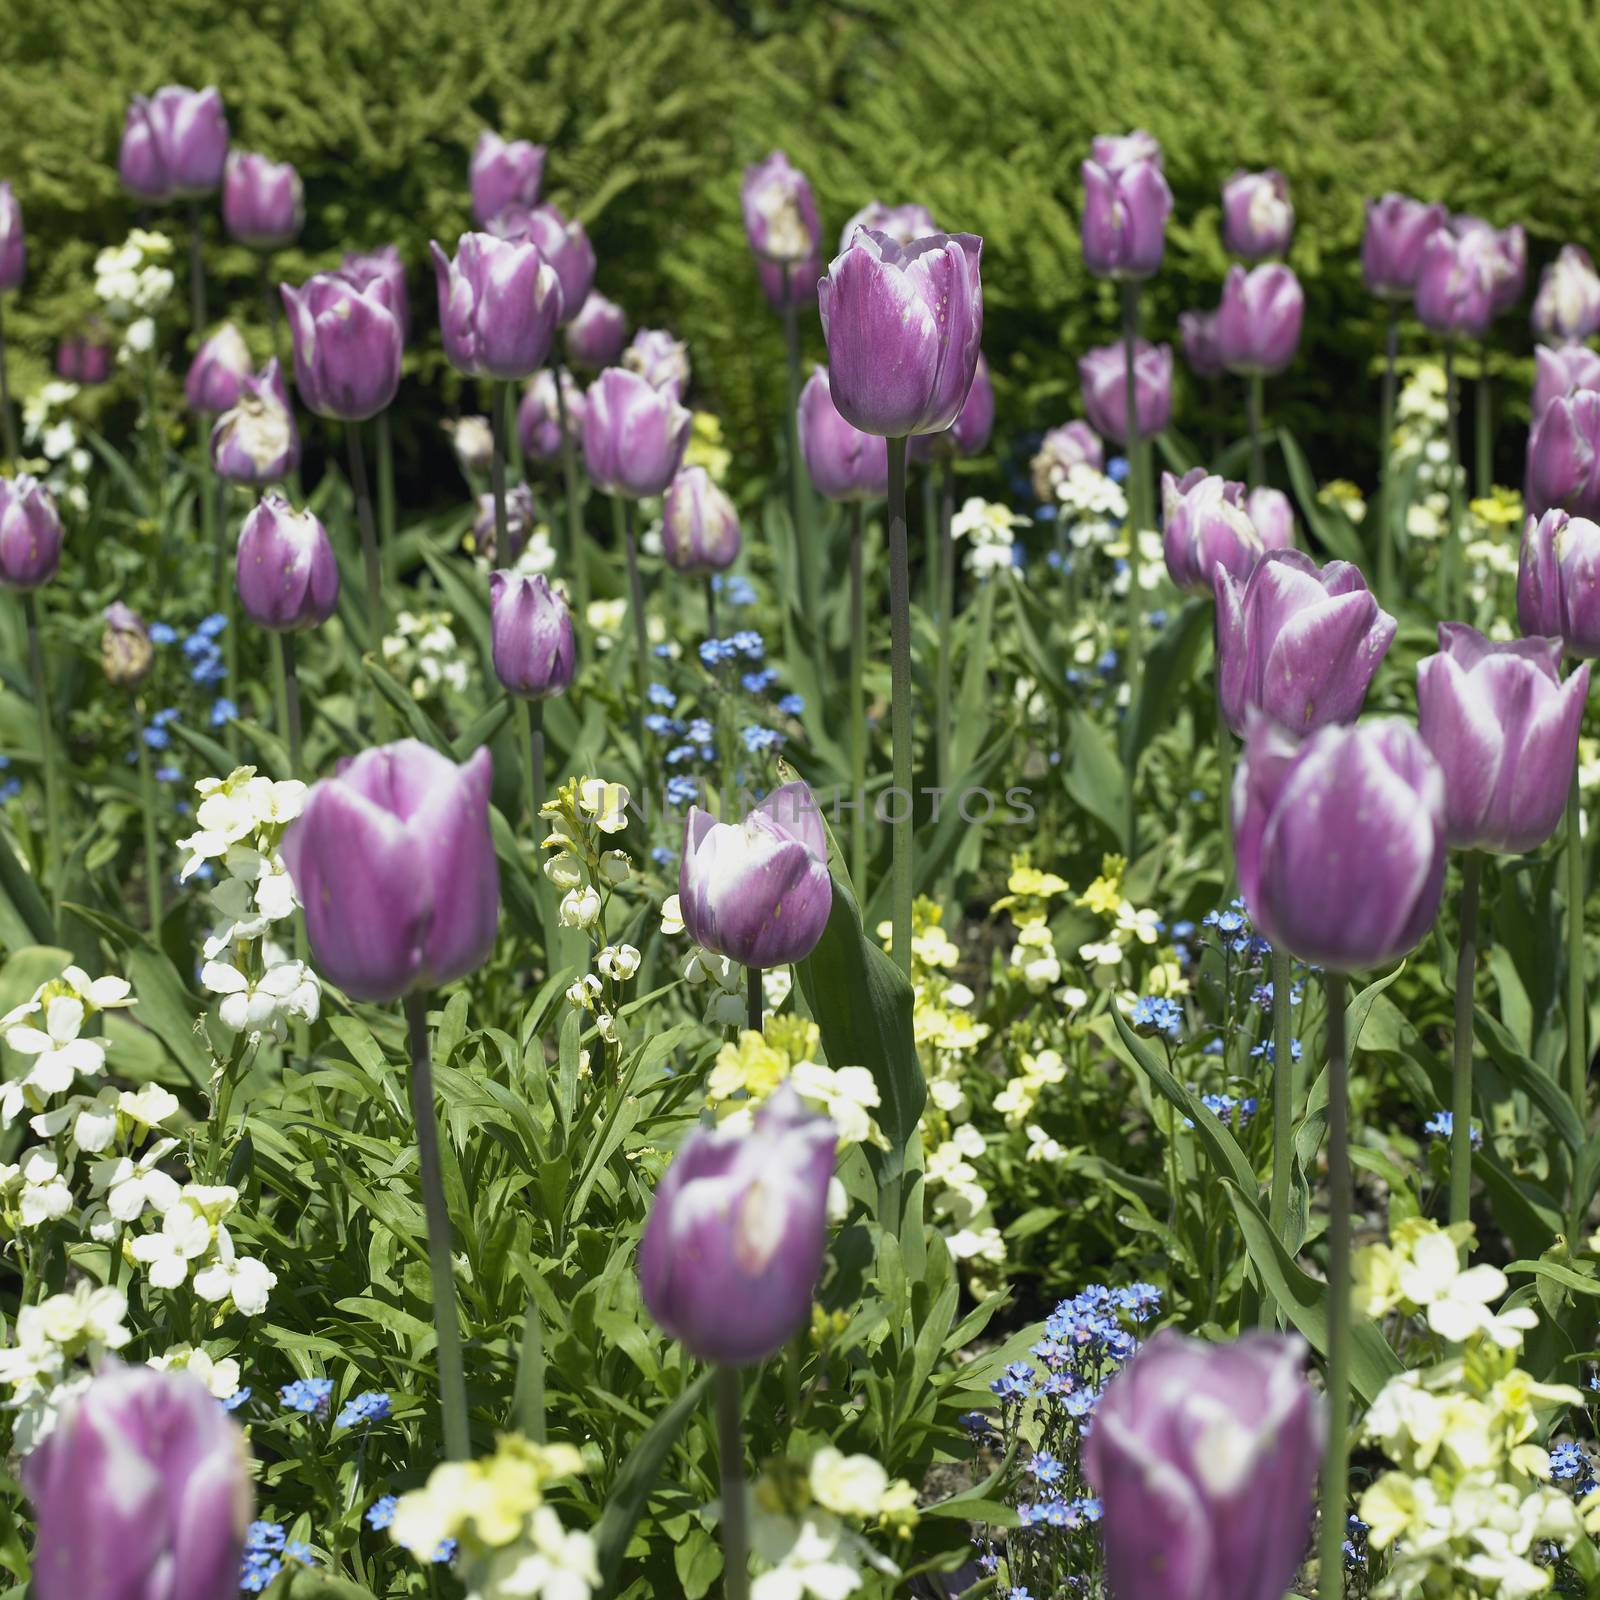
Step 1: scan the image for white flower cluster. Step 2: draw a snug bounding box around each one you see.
[93,228,176,323]
[129,1181,275,1316]
[1391,362,1462,543]
[19,381,93,514]
[1055,461,1127,539]
[0,1281,131,1452]
[950,497,1029,576]
[382,609,471,700]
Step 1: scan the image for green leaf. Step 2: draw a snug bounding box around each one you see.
[1505,1259,1600,1297]
[1474,1005,1584,1154]
[1121,597,1212,771]
[0,824,53,946]
[363,658,450,752]
[454,695,515,761]
[1279,427,1367,565]
[1064,710,1130,849]
[514,1295,547,1442]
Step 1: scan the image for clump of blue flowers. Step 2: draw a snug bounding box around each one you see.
[240,1522,316,1592]
[1423,1110,1482,1148]
[1130,994,1182,1042]
[279,1377,334,1416]
[336,1390,391,1429]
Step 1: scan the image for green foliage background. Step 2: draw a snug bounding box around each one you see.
[3,0,1596,493]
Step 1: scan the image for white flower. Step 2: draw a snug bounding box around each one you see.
[947,1226,1005,1264]
[119,1083,180,1128]
[6,994,107,1102]
[91,1137,183,1222]
[30,1087,120,1151]
[809,1448,889,1518]
[598,850,631,885]
[473,1505,599,1600]
[1398,1233,1538,1347]
[1114,903,1161,945]
[789,1061,882,1147]
[597,945,641,982]
[543,851,585,890]
[192,1226,277,1315]
[559,887,602,928]
[660,894,685,936]
[18,1149,73,1225]
[202,959,320,1038]
[578,779,631,833]
[1025,1124,1066,1163]
[130,1200,213,1288]
[148,1344,242,1401]
[566,975,601,1012]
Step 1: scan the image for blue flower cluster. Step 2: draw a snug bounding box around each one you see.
[0,755,18,805]
[1423,1110,1483,1148]
[1203,899,1269,960]
[742,725,781,754]
[1251,979,1303,1010]
[710,573,757,606]
[336,1390,391,1428]
[240,1522,316,1592]
[179,613,229,688]
[142,706,179,749]
[1343,1513,1369,1569]
[280,1377,334,1415]
[1186,1092,1259,1129]
[366,1496,455,1562]
[1248,1037,1303,1065]
[1130,995,1182,1041]
[222,1386,252,1412]
[699,631,765,669]
[1551,1442,1596,1495]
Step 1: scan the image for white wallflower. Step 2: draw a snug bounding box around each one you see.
[18,1149,73,1225]
[129,1200,213,1287]
[559,886,602,928]
[597,945,641,982]
[192,1227,277,1316]
[91,1137,183,1222]
[809,1448,889,1519]
[660,894,685,936]
[30,1087,120,1152]
[5,995,108,1103]
[148,1345,242,1401]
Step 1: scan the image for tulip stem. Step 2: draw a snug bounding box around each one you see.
[1450,853,1481,1247]
[524,698,545,827]
[278,632,302,775]
[713,1366,750,1600]
[187,200,207,348]
[620,497,651,746]
[346,422,384,653]
[554,368,590,659]
[1119,281,1145,733]
[503,380,523,486]
[1376,305,1400,607]
[937,459,955,791]
[1443,343,1463,620]
[0,297,19,464]
[849,501,867,901]
[887,435,913,976]
[1247,374,1265,489]
[132,694,162,934]
[22,593,61,895]
[490,380,510,566]
[1318,970,1350,1600]
[780,276,816,640]
[746,965,762,1033]
[1266,947,1294,1315]
[1474,340,1492,500]
[376,410,397,587]
[1216,675,1234,888]
[259,257,283,367]
[922,469,939,616]
[704,576,717,640]
[403,992,471,1462]
[1569,762,1588,1114]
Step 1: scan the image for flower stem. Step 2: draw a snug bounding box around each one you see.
[554,369,590,661]
[746,965,762,1032]
[278,632,303,775]
[402,992,471,1462]
[937,458,955,790]
[704,576,718,639]
[188,200,207,346]
[376,410,397,589]
[849,500,867,901]
[1570,759,1588,1113]
[0,296,20,464]
[1119,281,1145,714]
[1443,342,1462,619]
[1318,970,1350,1600]
[1475,340,1492,499]
[259,257,283,366]
[346,422,384,651]
[1216,672,1234,888]
[524,697,545,827]
[781,276,814,629]
[133,694,162,934]
[1376,305,1400,607]
[713,1366,749,1600]
[1451,853,1481,1245]
[887,435,913,976]
[22,593,61,894]
[1267,947,1293,1306]
[620,496,650,740]
[490,379,510,564]
[1247,374,1265,488]
[503,380,523,485]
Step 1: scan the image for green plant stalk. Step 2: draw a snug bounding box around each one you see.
[133,695,162,933]
[1247,373,1266,488]
[490,380,510,565]
[376,410,397,587]
[937,459,955,790]
[524,697,545,827]
[277,631,309,1061]
[746,964,762,1033]
[1475,341,1492,499]
[1318,970,1350,1600]
[704,576,718,640]
[1451,852,1481,1245]
[1216,675,1234,888]
[1443,342,1462,619]
[1570,759,1588,1113]
[553,368,590,658]
[503,379,523,485]
[188,200,207,345]
[403,992,471,1462]
[887,436,913,977]
[259,257,283,366]
[849,501,867,901]
[620,497,650,743]
[713,1366,749,1600]
[0,296,19,464]
[1266,947,1293,1317]
[780,276,816,631]
[22,593,61,893]
[346,422,385,652]
[1119,281,1145,712]
[1376,305,1400,607]
[922,469,939,616]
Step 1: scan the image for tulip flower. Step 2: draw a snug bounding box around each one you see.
[184,322,252,414]
[639,1082,836,1366]
[0,181,23,292]
[1161,470,1264,595]
[796,365,888,501]
[281,273,403,422]
[118,85,229,202]
[470,130,546,225]
[1532,343,1600,424]
[1363,193,1449,299]
[471,482,535,566]
[1215,264,1304,377]
[1533,245,1600,345]
[101,601,154,689]
[1091,130,1163,172]
[489,572,576,700]
[581,367,691,498]
[282,740,499,1004]
[24,1363,253,1600]
[1518,509,1600,658]
[1526,390,1600,519]
[838,200,937,253]
[911,352,994,461]
[0,474,62,590]
[1179,308,1224,381]
[1245,486,1295,551]
[430,232,563,381]
[1414,227,1495,338]
[1221,168,1294,260]
[622,327,690,397]
[741,150,820,267]
[1454,214,1526,317]
[663,467,741,575]
[1080,155,1172,281]
[1029,421,1104,504]
[1079,340,1172,445]
[57,335,112,386]
[235,494,339,632]
[1214,549,1395,735]
[679,781,833,969]
[338,245,410,342]
[490,204,594,325]
[221,152,303,250]
[211,358,299,486]
[519,368,586,462]
[566,292,628,368]
[1083,1331,1322,1600]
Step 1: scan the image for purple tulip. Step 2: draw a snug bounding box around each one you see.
[1214,549,1395,736]
[796,365,889,502]
[679,780,833,968]
[1532,344,1600,425]
[24,1363,253,1600]
[1526,391,1600,519]
[1215,264,1304,377]
[221,152,303,250]
[1413,227,1495,339]
[489,572,576,700]
[58,334,112,385]
[1417,622,1588,854]
[489,204,595,326]
[101,601,154,689]
[471,483,536,566]
[911,351,995,461]
[1518,509,1600,659]
[838,200,937,254]
[742,150,820,265]
[1246,486,1295,551]
[1363,193,1449,300]
[0,182,24,293]
[1079,340,1172,446]
[663,467,741,575]
[1234,714,1446,971]
[430,232,563,381]
[1221,168,1294,260]
[0,474,62,591]
[1083,1331,1322,1600]
[1030,421,1105,504]
[582,367,691,499]
[339,246,410,343]
[470,130,546,226]
[1162,469,1264,595]
[622,327,690,397]
[1533,245,1600,345]
[211,358,300,486]
[1091,130,1163,173]
[565,292,628,369]
[518,369,585,462]
[184,323,252,414]
[282,740,499,1003]
[1454,214,1526,316]
[757,252,822,312]
[235,493,339,633]
[1179,308,1224,381]
[117,86,229,203]
[639,1082,835,1366]
[1080,156,1173,281]
[819,229,984,439]
[281,273,402,422]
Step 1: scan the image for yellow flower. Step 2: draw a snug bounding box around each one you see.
[1359,1470,1438,1550]
[1077,855,1127,916]
[708,1031,789,1105]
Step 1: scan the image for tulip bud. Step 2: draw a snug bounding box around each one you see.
[339,246,410,343]
[211,358,300,486]
[1532,244,1600,345]
[639,1082,836,1366]
[470,130,546,225]
[0,474,63,591]
[0,182,24,293]
[565,292,628,369]
[1083,1331,1322,1600]
[1453,214,1525,316]
[1214,549,1395,736]
[471,482,536,566]
[1413,227,1495,338]
[1245,486,1295,551]
[622,327,690,397]
[235,493,339,632]
[679,780,833,967]
[489,204,595,325]
[1363,193,1449,299]
[519,369,585,462]
[222,152,304,250]
[1518,509,1600,658]
[1078,340,1172,446]
[1091,130,1163,172]
[100,601,155,688]
[184,322,252,414]
[281,273,403,421]
[282,741,500,1003]
[797,365,889,502]
[838,200,937,254]
[741,150,820,266]
[662,467,741,575]
[1029,421,1104,503]
[582,367,691,498]
[24,1363,253,1600]
[1221,168,1294,260]
[912,352,995,462]
[1215,264,1304,377]
[1532,344,1600,425]
[430,232,563,381]
[1161,469,1264,595]
[1234,714,1446,971]
[1417,622,1588,854]
[1179,308,1224,381]
[1526,391,1600,519]
[819,229,984,438]
[57,334,113,385]
[1081,156,1173,281]
[489,572,576,699]
[117,86,229,203]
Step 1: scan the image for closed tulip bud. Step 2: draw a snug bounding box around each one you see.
[1532,344,1600,425]
[1215,263,1303,377]
[1454,214,1526,316]
[565,292,628,368]
[1179,308,1224,381]
[490,204,595,326]
[235,494,338,632]
[118,86,229,203]
[1079,340,1172,446]
[184,322,252,414]
[1030,421,1104,503]
[221,152,303,250]
[1518,509,1600,658]
[24,1363,253,1600]
[622,327,690,397]
[1413,227,1495,338]
[1221,168,1294,260]
[742,150,820,266]
[797,365,888,501]
[582,367,691,499]
[518,369,585,462]
[211,358,299,486]
[1363,193,1449,299]
[1162,469,1264,595]
[0,474,63,590]
[0,182,24,293]
[911,351,995,462]
[57,334,113,385]
[489,571,576,700]
[679,781,833,968]
[282,741,500,1003]
[1533,245,1600,345]
[663,467,741,575]
[1526,391,1600,519]
[1214,549,1395,736]
[281,273,402,421]
[339,245,409,342]
[100,601,154,688]
[471,482,535,566]
[1417,622,1588,854]
[757,252,822,312]
[1234,714,1446,971]
[838,200,937,254]
[639,1082,835,1366]
[1091,129,1163,172]
[1081,156,1172,281]
[1083,1331,1322,1600]
[1245,486,1295,551]
[470,130,546,225]
[819,229,984,438]
[430,232,563,381]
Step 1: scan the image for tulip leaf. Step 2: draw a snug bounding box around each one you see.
[1120,596,1213,770]
[1278,427,1367,566]
[0,822,54,948]
[168,719,236,781]
[363,657,450,752]
[453,696,515,761]
[1474,1005,1584,1154]
[1064,710,1130,850]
